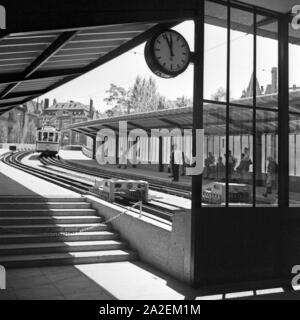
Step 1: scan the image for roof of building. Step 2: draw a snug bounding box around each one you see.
[47,101,90,111]
[67,90,300,136]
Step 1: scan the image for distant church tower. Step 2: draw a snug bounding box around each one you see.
[241,72,262,98]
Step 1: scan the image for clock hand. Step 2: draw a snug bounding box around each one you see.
[169,34,174,57]
[163,33,173,57]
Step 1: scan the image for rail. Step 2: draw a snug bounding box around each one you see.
[81,145,93,159]
[0,151,173,222]
[44,156,191,199]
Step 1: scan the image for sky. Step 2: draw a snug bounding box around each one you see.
[39,20,298,112]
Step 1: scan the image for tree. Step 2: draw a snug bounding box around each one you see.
[130,76,159,113]
[211,87,226,102]
[157,96,166,110]
[9,125,20,143]
[175,95,191,108]
[105,109,115,118]
[103,76,161,115]
[0,125,8,143]
[24,120,36,144]
[103,83,131,114]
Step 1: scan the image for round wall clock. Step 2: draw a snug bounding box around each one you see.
[144,29,191,78]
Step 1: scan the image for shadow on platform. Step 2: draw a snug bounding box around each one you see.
[0,172,44,197]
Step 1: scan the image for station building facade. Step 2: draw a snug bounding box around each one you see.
[40,99,95,146]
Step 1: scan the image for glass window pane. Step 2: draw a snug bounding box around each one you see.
[257,17,278,110]
[289,21,300,206]
[202,103,227,206]
[289,114,300,206]
[204,1,227,102]
[49,132,54,142]
[228,106,253,207]
[230,9,254,105]
[256,110,278,206]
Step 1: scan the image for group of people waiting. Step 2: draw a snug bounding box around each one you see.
[204,148,278,197]
[204,148,253,183]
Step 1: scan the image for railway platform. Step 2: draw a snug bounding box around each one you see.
[59,150,191,190]
[1,261,300,300]
[0,151,79,198]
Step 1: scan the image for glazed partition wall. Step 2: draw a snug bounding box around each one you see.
[289,19,300,206]
[191,0,289,286]
[201,0,279,207]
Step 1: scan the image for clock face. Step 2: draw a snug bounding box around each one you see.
[144,29,190,78]
[153,31,190,73]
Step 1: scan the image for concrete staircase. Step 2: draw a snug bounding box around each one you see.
[0,197,136,268]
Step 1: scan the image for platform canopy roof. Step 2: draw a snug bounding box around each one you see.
[66,90,300,137]
[0,21,178,115]
[0,0,299,115]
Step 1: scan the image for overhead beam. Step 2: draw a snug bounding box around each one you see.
[89,126,101,131]
[0,68,83,85]
[0,101,25,108]
[0,31,78,98]
[127,121,142,129]
[101,124,118,131]
[256,16,276,28]
[24,31,78,78]
[83,21,179,72]
[3,1,196,34]
[77,128,96,134]
[71,128,96,138]
[160,118,183,128]
[0,104,19,113]
[0,90,47,101]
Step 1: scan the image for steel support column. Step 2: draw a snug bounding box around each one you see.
[191,1,205,285]
[278,14,289,208]
[277,13,290,279]
[116,135,119,165]
[92,136,97,160]
[159,136,163,172]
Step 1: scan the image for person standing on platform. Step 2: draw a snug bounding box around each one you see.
[241,147,252,184]
[169,145,174,178]
[171,144,182,182]
[216,156,225,181]
[226,150,236,181]
[263,156,278,198]
[204,152,216,179]
[117,147,127,169]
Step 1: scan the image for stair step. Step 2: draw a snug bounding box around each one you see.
[0,202,91,209]
[0,197,86,203]
[0,250,137,268]
[0,240,126,255]
[0,209,97,216]
[0,216,102,225]
[0,231,119,244]
[0,223,110,233]
[0,196,137,268]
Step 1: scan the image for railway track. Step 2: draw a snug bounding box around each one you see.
[41,155,192,200]
[1,151,178,222]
